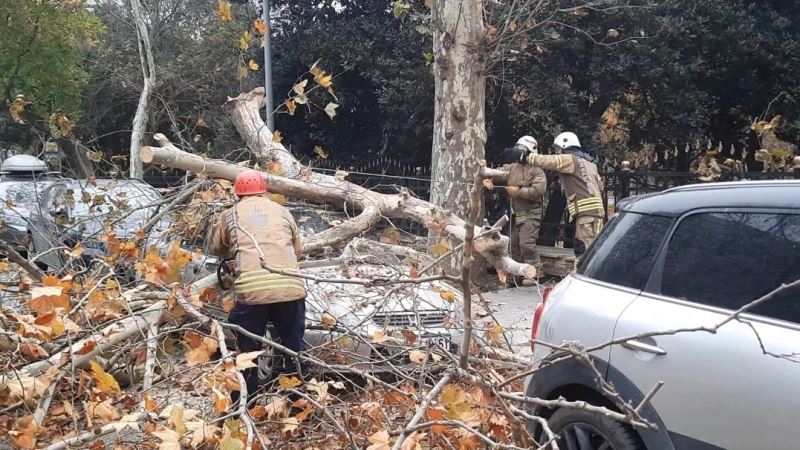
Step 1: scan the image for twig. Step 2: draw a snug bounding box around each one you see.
[509,406,559,450]
[0,238,45,281]
[141,320,159,391]
[44,412,143,450]
[634,381,664,415]
[212,320,255,449]
[458,162,486,369]
[392,372,453,450]
[33,369,65,426]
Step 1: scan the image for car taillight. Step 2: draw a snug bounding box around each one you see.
[531,287,552,352]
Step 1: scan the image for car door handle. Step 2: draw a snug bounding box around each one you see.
[621,339,667,355]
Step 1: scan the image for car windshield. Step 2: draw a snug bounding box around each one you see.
[66,181,162,237]
[0,179,56,215]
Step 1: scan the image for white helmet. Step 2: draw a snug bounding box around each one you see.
[515,135,538,155]
[554,132,581,150]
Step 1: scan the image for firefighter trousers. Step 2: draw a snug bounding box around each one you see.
[510,218,542,269]
[228,299,306,401]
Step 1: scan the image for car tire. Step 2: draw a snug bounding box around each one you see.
[545,408,643,450]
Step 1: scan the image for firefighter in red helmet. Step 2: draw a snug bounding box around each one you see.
[209,170,306,400]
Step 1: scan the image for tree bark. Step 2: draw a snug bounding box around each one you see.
[430,0,487,273]
[129,0,156,179]
[140,130,535,279]
[430,0,487,214]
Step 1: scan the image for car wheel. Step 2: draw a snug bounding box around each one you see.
[545,408,643,450]
[256,325,279,384]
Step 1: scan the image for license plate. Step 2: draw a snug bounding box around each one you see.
[426,335,452,352]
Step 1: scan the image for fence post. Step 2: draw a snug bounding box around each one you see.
[620,160,632,200]
[794,156,800,180]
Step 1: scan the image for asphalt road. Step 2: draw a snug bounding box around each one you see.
[480,286,545,358]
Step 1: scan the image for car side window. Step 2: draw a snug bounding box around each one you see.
[660,212,800,323]
[578,212,673,290]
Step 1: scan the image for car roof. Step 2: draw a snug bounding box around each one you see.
[618,180,800,217]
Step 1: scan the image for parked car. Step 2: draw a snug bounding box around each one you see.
[0,155,59,254]
[525,180,800,450]
[26,178,216,281]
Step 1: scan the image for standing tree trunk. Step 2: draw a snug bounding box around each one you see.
[430,0,487,272]
[129,0,155,179]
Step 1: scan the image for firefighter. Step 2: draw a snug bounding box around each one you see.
[488,136,547,284]
[209,170,306,400]
[504,132,604,261]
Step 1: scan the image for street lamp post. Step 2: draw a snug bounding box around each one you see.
[263,0,274,132]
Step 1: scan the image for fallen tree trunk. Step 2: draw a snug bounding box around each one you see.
[141,88,534,278]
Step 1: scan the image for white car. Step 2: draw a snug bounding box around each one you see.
[525,181,800,450]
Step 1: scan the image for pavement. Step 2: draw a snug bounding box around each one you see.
[480,285,546,358]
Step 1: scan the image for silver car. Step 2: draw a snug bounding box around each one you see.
[525,180,800,450]
[0,155,59,254]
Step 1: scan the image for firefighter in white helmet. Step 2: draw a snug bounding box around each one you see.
[486,136,547,283]
[505,132,604,262]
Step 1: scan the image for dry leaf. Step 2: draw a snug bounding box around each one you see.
[272,130,283,143]
[430,239,451,257]
[401,431,427,450]
[324,102,339,119]
[253,19,267,35]
[235,351,262,371]
[248,59,259,70]
[20,343,48,361]
[440,385,476,421]
[29,286,69,314]
[216,0,232,22]
[313,145,329,159]
[277,375,302,390]
[281,417,299,436]
[263,397,288,419]
[168,404,187,434]
[372,330,387,343]
[152,426,181,450]
[239,30,251,52]
[334,170,349,181]
[90,360,120,393]
[285,98,297,115]
[484,322,504,346]
[321,312,336,329]
[440,291,457,303]
[213,387,231,414]
[42,275,59,286]
[292,79,308,96]
[408,350,426,364]
[367,430,392,450]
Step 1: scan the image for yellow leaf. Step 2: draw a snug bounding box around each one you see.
[430,239,451,257]
[277,376,302,390]
[440,291,457,303]
[367,430,392,450]
[253,18,267,35]
[8,95,31,123]
[440,384,476,421]
[216,0,232,22]
[0,261,8,271]
[285,98,297,115]
[90,360,120,393]
[248,59,259,71]
[380,227,401,245]
[310,66,334,88]
[313,145,329,159]
[239,30,251,52]
[272,130,283,143]
[484,322,504,346]
[235,351,262,371]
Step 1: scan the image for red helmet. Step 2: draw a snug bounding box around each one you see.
[234,170,267,196]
